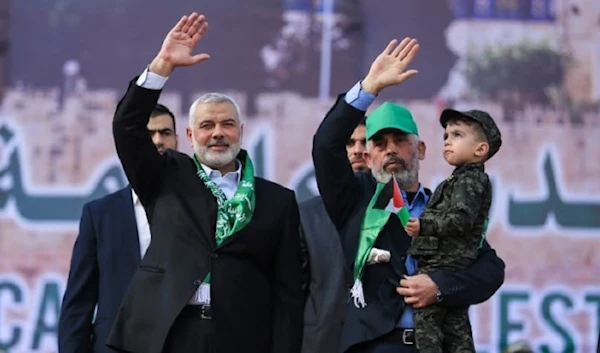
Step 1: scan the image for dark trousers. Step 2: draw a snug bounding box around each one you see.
[162,306,213,353]
[413,305,474,353]
[346,329,418,353]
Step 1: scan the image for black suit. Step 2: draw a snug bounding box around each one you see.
[107,79,304,353]
[59,186,141,353]
[312,95,505,352]
[299,196,350,353]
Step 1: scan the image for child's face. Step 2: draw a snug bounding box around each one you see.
[442,121,486,166]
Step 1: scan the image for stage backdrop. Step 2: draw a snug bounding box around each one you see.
[1,0,599,352]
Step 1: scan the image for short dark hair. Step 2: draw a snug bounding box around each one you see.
[151,103,176,131]
[358,116,367,126]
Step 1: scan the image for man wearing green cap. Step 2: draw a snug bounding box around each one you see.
[312,37,504,352]
[404,108,502,353]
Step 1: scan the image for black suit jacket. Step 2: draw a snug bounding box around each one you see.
[299,196,350,353]
[59,186,141,353]
[106,79,304,353]
[312,95,506,352]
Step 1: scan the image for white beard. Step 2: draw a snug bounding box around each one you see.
[371,156,419,190]
[193,139,241,169]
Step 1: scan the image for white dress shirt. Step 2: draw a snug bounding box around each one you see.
[132,189,151,258]
[136,68,242,305]
[199,162,242,200]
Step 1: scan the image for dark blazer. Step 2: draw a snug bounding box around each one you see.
[299,196,349,353]
[312,95,506,352]
[107,79,304,353]
[59,186,141,353]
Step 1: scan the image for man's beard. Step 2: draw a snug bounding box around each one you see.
[371,153,419,189]
[193,138,241,168]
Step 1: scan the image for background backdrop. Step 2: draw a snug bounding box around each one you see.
[0,0,599,352]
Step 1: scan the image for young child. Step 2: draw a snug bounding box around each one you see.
[404,109,502,353]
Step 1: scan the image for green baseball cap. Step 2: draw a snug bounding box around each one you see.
[366,102,419,140]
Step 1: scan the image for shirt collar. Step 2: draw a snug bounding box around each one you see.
[414,183,429,199]
[452,162,484,176]
[200,159,242,183]
[400,183,430,205]
[131,189,140,205]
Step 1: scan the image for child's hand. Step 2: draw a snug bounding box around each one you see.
[405,217,420,237]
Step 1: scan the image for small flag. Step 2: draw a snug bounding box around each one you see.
[392,175,404,208]
[373,174,411,227]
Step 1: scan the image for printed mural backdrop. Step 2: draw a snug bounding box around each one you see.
[1,0,599,352]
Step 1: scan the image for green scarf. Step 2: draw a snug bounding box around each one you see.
[193,150,256,284]
[351,179,410,308]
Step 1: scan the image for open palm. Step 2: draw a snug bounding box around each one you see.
[365,38,420,91]
[158,12,211,67]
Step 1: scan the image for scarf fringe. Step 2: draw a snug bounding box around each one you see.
[350,279,367,308]
[196,283,211,304]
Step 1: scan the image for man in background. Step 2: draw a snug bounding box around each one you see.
[58,104,178,353]
[300,118,366,353]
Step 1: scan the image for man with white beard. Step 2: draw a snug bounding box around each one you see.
[107,12,304,353]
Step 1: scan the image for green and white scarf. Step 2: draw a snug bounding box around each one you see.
[193,150,256,284]
[351,177,410,308]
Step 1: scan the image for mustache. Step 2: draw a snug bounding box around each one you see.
[207,139,230,147]
[383,156,407,170]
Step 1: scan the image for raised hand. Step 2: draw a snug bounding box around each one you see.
[362,38,420,95]
[149,12,211,76]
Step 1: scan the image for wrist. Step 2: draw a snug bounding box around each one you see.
[436,288,444,303]
[361,76,382,96]
[148,56,175,77]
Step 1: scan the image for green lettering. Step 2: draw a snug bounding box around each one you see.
[584,294,600,343]
[540,292,575,353]
[499,291,529,352]
[0,280,23,350]
[32,281,60,350]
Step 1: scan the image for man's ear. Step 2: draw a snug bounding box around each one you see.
[418,140,426,160]
[185,126,194,148]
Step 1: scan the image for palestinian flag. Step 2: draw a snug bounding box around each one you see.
[373,175,411,226]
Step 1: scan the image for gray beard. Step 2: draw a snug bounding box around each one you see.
[193,140,241,169]
[372,167,417,190]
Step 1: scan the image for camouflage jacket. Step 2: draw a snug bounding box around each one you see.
[408,162,492,271]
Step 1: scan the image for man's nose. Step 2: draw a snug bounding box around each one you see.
[152,132,164,146]
[212,126,225,139]
[385,146,397,156]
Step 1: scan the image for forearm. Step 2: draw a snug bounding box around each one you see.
[430,241,505,307]
[58,313,95,353]
[312,85,371,228]
[112,73,166,204]
[419,210,472,238]
[58,206,99,353]
[272,197,305,353]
